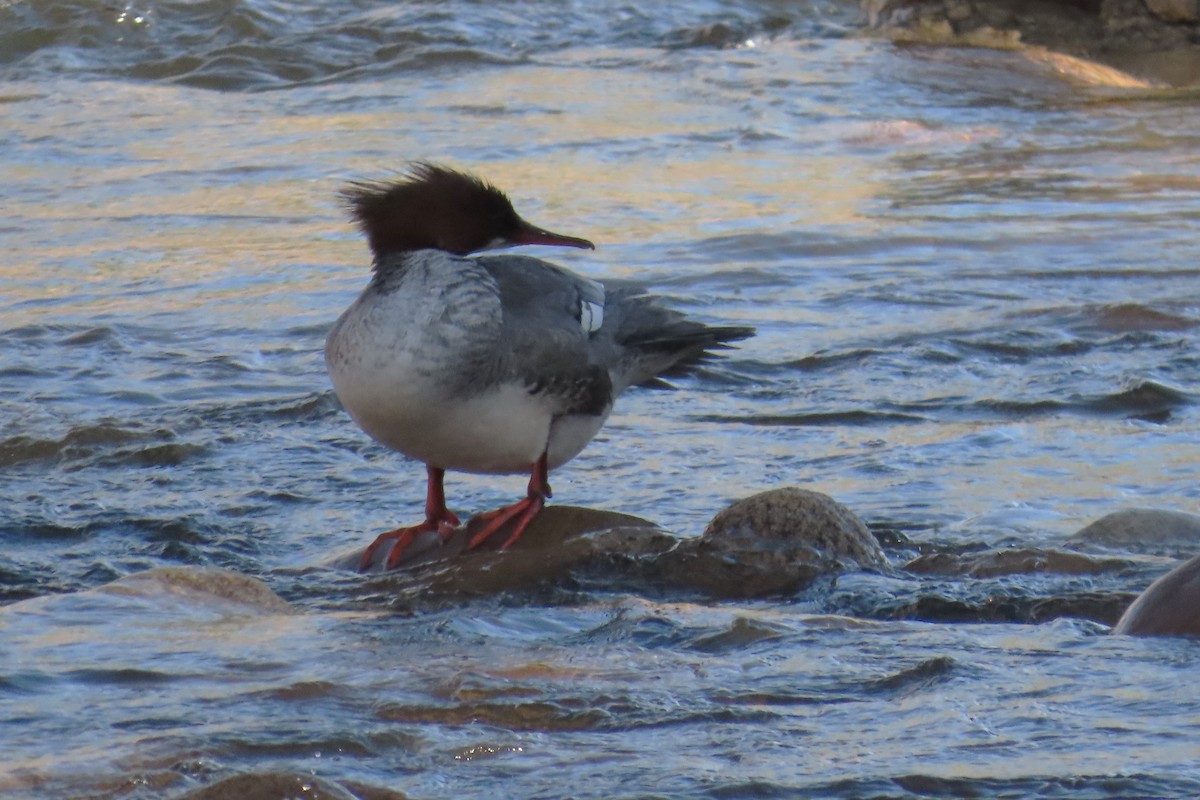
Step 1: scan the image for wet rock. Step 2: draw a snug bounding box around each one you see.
[686,616,793,653]
[863,542,1141,625]
[1145,0,1199,24]
[887,589,1134,626]
[177,772,408,800]
[1026,592,1137,626]
[659,488,885,599]
[102,566,294,616]
[905,547,1129,577]
[665,15,792,49]
[702,487,885,565]
[673,21,742,48]
[1112,553,1200,637]
[340,505,671,575]
[345,491,884,603]
[353,505,677,603]
[1085,303,1200,334]
[1066,507,1200,557]
[862,0,1200,86]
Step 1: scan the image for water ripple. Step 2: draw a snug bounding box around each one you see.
[0,0,844,89]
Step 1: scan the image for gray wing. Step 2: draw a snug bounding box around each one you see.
[474,254,612,417]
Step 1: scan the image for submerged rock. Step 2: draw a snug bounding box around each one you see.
[886,590,1134,626]
[99,566,294,616]
[178,772,408,800]
[1066,507,1200,557]
[863,0,1200,87]
[891,544,1138,626]
[1059,508,1200,633]
[905,547,1129,577]
[659,488,886,599]
[892,510,1200,627]
[1112,553,1200,637]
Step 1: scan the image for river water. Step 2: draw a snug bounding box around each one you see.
[3,0,1200,797]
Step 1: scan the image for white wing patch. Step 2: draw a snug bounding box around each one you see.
[578,279,605,335]
[580,299,604,334]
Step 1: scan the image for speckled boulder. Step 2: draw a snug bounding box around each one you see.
[704,487,885,565]
[1113,553,1200,637]
[661,488,885,598]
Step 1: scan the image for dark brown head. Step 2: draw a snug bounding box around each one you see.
[341,163,595,258]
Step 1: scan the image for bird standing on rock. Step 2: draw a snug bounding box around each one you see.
[325,163,753,570]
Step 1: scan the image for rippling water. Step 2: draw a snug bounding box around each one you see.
[4,0,1200,797]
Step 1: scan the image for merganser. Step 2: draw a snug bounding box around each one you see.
[326,163,753,570]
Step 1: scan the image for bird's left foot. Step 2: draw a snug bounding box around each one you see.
[463,453,552,554]
[466,453,551,551]
[466,494,546,551]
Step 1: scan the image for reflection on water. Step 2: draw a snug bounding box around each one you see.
[3,0,1200,797]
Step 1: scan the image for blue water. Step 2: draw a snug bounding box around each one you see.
[3,1,1200,797]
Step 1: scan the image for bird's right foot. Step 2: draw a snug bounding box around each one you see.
[358,511,460,571]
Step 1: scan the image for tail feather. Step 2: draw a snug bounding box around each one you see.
[609,288,753,389]
[630,326,753,374]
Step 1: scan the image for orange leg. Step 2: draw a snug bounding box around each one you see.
[466,453,551,551]
[358,465,460,571]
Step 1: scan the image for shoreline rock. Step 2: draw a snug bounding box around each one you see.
[863,0,1200,87]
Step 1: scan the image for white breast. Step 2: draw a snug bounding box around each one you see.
[546,411,610,469]
[327,253,590,474]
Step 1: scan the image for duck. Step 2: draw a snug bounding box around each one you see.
[325,163,753,570]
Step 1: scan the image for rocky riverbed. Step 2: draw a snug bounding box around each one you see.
[342,488,1200,636]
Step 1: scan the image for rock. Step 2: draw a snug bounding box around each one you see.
[101,567,294,616]
[1112,553,1200,636]
[673,21,740,48]
[659,488,885,598]
[178,772,408,800]
[351,505,677,604]
[1145,0,1199,24]
[703,487,885,565]
[905,547,1129,577]
[339,505,670,574]
[863,0,1200,87]
[887,590,1135,626]
[343,491,884,602]
[1066,507,1200,557]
